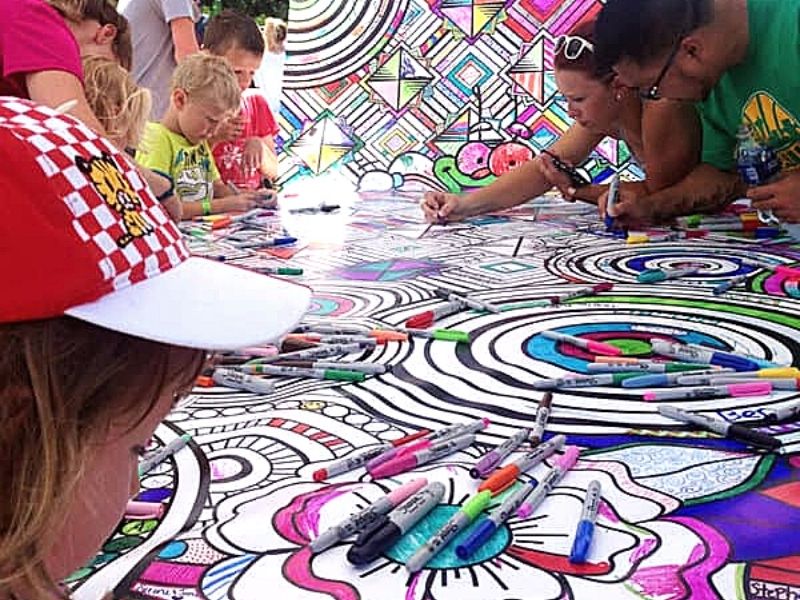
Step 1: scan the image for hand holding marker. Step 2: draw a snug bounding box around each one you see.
[604,173,620,230]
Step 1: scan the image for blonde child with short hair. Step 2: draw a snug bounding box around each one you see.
[136,53,269,218]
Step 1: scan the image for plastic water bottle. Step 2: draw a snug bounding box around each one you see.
[735,125,800,241]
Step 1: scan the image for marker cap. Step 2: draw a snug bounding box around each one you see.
[455,519,497,559]
[387,478,429,505]
[568,520,595,563]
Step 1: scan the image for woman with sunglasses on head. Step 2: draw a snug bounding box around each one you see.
[421,19,700,227]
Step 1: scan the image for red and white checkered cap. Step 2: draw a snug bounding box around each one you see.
[0,98,310,349]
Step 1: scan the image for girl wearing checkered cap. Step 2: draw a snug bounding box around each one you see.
[0,97,310,598]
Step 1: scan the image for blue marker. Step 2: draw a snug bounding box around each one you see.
[651,340,761,372]
[713,274,749,296]
[637,267,698,284]
[604,174,620,230]
[622,367,734,389]
[686,343,778,369]
[569,480,602,564]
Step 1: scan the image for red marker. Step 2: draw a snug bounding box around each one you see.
[405,300,465,329]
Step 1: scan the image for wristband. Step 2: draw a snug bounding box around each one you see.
[201,199,212,216]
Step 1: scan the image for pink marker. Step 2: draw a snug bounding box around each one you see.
[517,446,580,519]
[369,434,476,479]
[542,330,622,357]
[125,500,165,520]
[643,381,772,402]
[775,265,800,279]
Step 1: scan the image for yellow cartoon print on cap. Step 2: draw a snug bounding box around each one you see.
[76,152,154,247]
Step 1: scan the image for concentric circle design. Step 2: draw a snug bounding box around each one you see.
[750,263,800,298]
[285,0,410,87]
[546,241,782,285]
[346,287,800,440]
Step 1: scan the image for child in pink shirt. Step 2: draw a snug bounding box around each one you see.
[204,10,279,191]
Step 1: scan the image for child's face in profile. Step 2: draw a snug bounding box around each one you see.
[43,389,176,579]
[220,46,263,92]
[174,89,231,144]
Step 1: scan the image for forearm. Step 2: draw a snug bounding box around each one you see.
[570,184,606,205]
[646,163,746,221]
[456,158,552,218]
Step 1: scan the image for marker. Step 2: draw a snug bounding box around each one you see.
[400,327,471,343]
[367,418,489,471]
[623,368,734,389]
[644,382,772,402]
[765,399,800,422]
[295,324,371,335]
[658,405,781,450]
[369,329,409,342]
[626,230,705,244]
[405,490,492,573]
[272,360,388,375]
[594,356,640,364]
[587,362,711,374]
[405,300,466,329]
[530,392,553,446]
[479,435,566,495]
[212,368,275,394]
[124,500,165,519]
[552,283,613,305]
[533,373,641,390]
[605,174,619,230]
[470,428,531,479]
[310,478,428,553]
[252,266,304,276]
[369,434,476,479]
[233,236,297,249]
[569,480,602,563]
[542,330,622,356]
[288,334,378,347]
[651,340,761,372]
[256,343,366,363]
[244,364,365,382]
[713,274,750,296]
[347,481,445,565]
[138,434,192,476]
[518,446,580,518]
[53,98,79,115]
[435,287,501,314]
[313,444,394,481]
[677,368,797,386]
[685,343,778,369]
[637,268,699,284]
[709,377,800,390]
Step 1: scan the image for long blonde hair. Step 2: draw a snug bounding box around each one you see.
[0,318,205,598]
[83,55,151,149]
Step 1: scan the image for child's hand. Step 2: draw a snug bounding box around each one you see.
[214,113,247,143]
[421,191,461,222]
[242,137,263,176]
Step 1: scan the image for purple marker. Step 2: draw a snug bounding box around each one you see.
[470,428,531,479]
[517,446,580,518]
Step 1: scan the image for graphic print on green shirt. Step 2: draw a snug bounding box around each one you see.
[698,0,800,172]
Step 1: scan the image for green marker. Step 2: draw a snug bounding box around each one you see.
[499,300,551,311]
[245,364,365,382]
[401,327,471,343]
[254,266,304,276]
[405,490,492,573]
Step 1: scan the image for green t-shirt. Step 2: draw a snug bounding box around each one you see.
[698,0,800,172]
[136,122,220,203]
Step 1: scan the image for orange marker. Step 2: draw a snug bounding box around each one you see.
[370,330,408,342]
[211,216,233,230]
[478,435,566,495]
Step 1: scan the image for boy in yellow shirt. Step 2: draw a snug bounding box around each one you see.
[136,53,272,218]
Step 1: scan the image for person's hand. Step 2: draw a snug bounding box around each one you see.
[242,137,263,177]
[214,112,247,143]
[421,191,462,222]
[161,195,183,222]
[598,185,658,229]
[748,171,800,223]
[539,154,578,200]
[251,189,277,208]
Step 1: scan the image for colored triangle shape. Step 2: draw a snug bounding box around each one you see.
[472,1,505,36]
[761,481,800,509]
[398,78,431,109]
[371,52,401,82]
[369,79,401,110]
[440,5,473,36]
[595,137,618,165]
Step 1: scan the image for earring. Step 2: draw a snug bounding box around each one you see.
[615,91,623,102]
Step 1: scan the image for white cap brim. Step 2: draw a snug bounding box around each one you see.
[66,257,311,350]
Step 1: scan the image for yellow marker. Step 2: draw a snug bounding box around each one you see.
[627,233,649,245]
[726,367,800,379]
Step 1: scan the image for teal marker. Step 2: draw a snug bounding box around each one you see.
[405,490,492,573]
[638,268,698,283]
[138,434,192,476]
[401,327,471,343]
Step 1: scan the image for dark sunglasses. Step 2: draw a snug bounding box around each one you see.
[639,39,683,101]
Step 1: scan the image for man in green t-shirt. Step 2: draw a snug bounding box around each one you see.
[593,0,800,225]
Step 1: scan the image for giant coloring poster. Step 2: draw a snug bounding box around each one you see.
[277,0,643,191]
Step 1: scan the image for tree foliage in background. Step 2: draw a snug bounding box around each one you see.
[199,0,288,21]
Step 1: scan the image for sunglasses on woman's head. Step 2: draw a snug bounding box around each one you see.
[554,35,594,60]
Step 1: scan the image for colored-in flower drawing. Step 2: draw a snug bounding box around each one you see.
[205,450,724,600]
